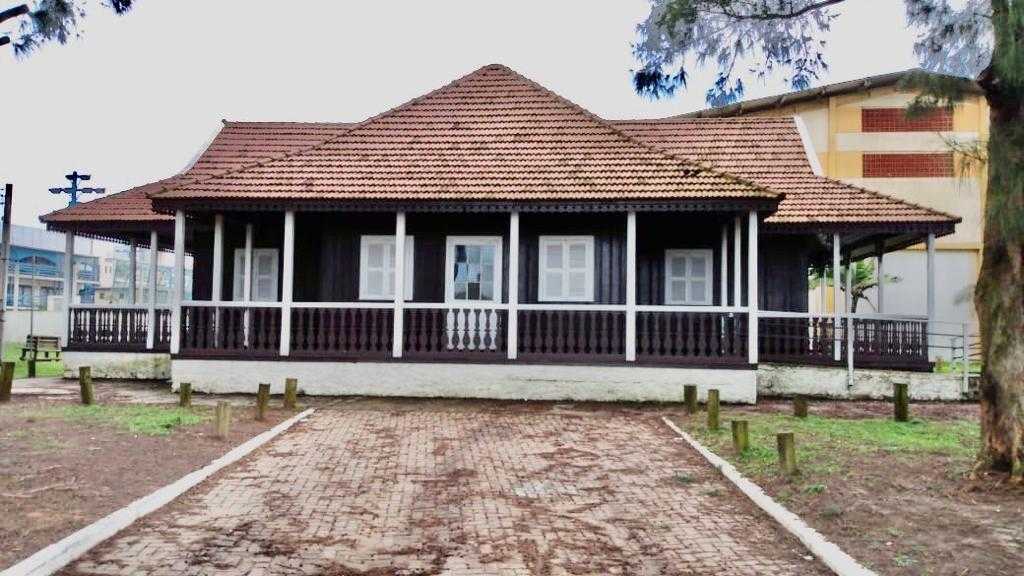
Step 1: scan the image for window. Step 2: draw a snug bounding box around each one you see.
[359,236,415,300]
[445,236,502,304]
[664,249,712,305]
[538,236,594,302]
[232,248,279,302]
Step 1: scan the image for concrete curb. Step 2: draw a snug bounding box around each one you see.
[660,416,877,576]
[2,408,317,576]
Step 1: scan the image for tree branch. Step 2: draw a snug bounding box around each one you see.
[718,0,847,21]
[0,35,9,47]
[0,4,29,27]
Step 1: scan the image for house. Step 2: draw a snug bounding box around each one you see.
[40,64,965,401]
[683,70,986,347]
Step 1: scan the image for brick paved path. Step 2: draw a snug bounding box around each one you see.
[64,400,828,575]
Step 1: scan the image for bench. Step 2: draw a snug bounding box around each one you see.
[21,335,62,362]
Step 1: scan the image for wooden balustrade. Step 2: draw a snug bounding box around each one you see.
[67,307,150,351]
[517,309,625,361]
[760,316,930,370]
[852,318,929,369]
[179,305,281,357]
[404,307,507,360]
[290,307,393,359]
[759,316,836,365]
[636,311,747,365]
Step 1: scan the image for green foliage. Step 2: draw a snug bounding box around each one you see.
[809,260,899,312]
[3,0,134,56]
[36,404,206,435]
[684,413,980,480]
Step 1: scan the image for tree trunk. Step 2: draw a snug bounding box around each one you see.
[975,47,1024,479]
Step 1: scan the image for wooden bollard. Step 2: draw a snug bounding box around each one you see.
[256,383,270,421]
[731,420,749,453]
[179,382,192,408]
[793,395,809,418]
[79,366,95,405]
[683,385,698,415]
[894,382,910,422]
[777,432,798,475]
[0,361,14,403]
[706,389,720,431]
[283,378,298,410]
[215,401,231,439]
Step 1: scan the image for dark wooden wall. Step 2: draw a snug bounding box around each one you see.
[190,211,815,313]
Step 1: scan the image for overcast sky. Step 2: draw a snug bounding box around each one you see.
[0,0,920,228]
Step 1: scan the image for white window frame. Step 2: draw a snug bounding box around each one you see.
[358,235,415,301]
[538,235,595,303]
[232,248,279,302]
[444,236,503,305]
[664,249,713,305]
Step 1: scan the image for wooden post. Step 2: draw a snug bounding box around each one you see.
[27,357,36,378]
[777,432,798,475]
[79,366,94,405]
[178,382,192,408]
[0,361,14,403]
[256,383,270,421]
[793,395,809,418]
[894,381,910,422]
[684,385,698,415]
[215,401,231,439]
[706,388,720,431]
[284,377,298,410]
[731,420,749,453]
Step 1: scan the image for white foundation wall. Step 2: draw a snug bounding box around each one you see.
[63,351,171,380]
[172,360,758,404]
[757,363,964,401]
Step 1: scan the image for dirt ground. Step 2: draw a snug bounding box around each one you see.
[0,381,305,570]
[702,399,1024,576]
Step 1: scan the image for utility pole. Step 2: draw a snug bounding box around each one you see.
[49,171,105,207]
[0,184,12,348]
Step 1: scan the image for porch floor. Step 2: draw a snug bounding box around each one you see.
[62,399,828,575]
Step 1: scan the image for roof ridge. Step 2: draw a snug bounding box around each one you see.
[475,65,781,200]
[153,64,504,199]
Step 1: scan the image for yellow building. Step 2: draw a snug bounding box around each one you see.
[688,69,986,329]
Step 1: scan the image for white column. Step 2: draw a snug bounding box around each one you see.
[733,216,742,307]
[625,211,637,362]
[243,223,253,302]
[720,224,728,305]
[392,211,406,358]
[832,234,842,360]
[507,211,520,360]
[170,211,185,354]
[876,250,885,314]
[747,211,759,364]
[128,238,137,305]
[62,232,74,345]
[242,222,253,347]
[146,230,158,350]
[926,233,936,324]
[280,211,296,357]
[211,214,224,302]
[926,232,936,357]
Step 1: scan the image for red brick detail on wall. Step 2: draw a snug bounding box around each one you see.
[862,153,954,178]
[862,107,953,132]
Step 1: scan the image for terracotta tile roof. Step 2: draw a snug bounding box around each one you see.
[612,116,959,226]
[40,178,174,225]
[40,122,354,226]
[154,65,777,203]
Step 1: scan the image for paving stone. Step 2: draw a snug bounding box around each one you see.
[62,400,828,575]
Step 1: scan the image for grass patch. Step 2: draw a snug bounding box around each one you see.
[35,405,207,436]
[2,342,64,379]
[681,412,980,481]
